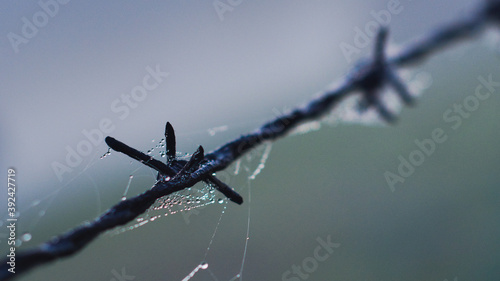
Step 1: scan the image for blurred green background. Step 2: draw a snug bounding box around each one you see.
[1,1,499,280]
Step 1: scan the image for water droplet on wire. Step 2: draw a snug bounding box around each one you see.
[182,262,209,281]
[200,262,208,269]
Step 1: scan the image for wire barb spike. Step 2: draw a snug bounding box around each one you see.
[351,27,415,123]
[165,121,176,163]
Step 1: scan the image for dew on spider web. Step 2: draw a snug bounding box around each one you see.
[1,153,108,250]
[234,159,242,175]
[100,148,111,159]
[104,130,273,279]
[110,179,218,235]
[289,120,322,136]
[405,70,433,94]
[149,184,216,216]
[248,142,273,180]
[179,143,272,280]
[239,142,273,179]
[322,92,391,127]
[181,262,209,281]
[121,175,134,200]
[207,125,229,136]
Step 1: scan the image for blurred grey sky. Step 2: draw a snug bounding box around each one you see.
[1,1,499,281]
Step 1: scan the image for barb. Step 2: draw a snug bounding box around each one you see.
[2,1,499,279]
[165,122,177,163]
[105,130,243,204]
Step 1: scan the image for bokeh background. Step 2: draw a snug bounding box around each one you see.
[1,1,500,280]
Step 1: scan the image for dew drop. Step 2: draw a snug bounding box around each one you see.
[38,210,46,217]
[200,262,208,269]
[31,199,41,207]
[129,175,134,179]
[21,232,31,242]
[218,198,224,204]
[100,148,111,159]
[121,196,127,201]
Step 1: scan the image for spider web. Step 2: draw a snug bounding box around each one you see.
[0,148,106,248]
[105,133,273,280]
[106,138,221,235]
[178,142,272,281]
[0,116,273,281]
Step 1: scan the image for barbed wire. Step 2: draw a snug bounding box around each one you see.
[2,0,499,279]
